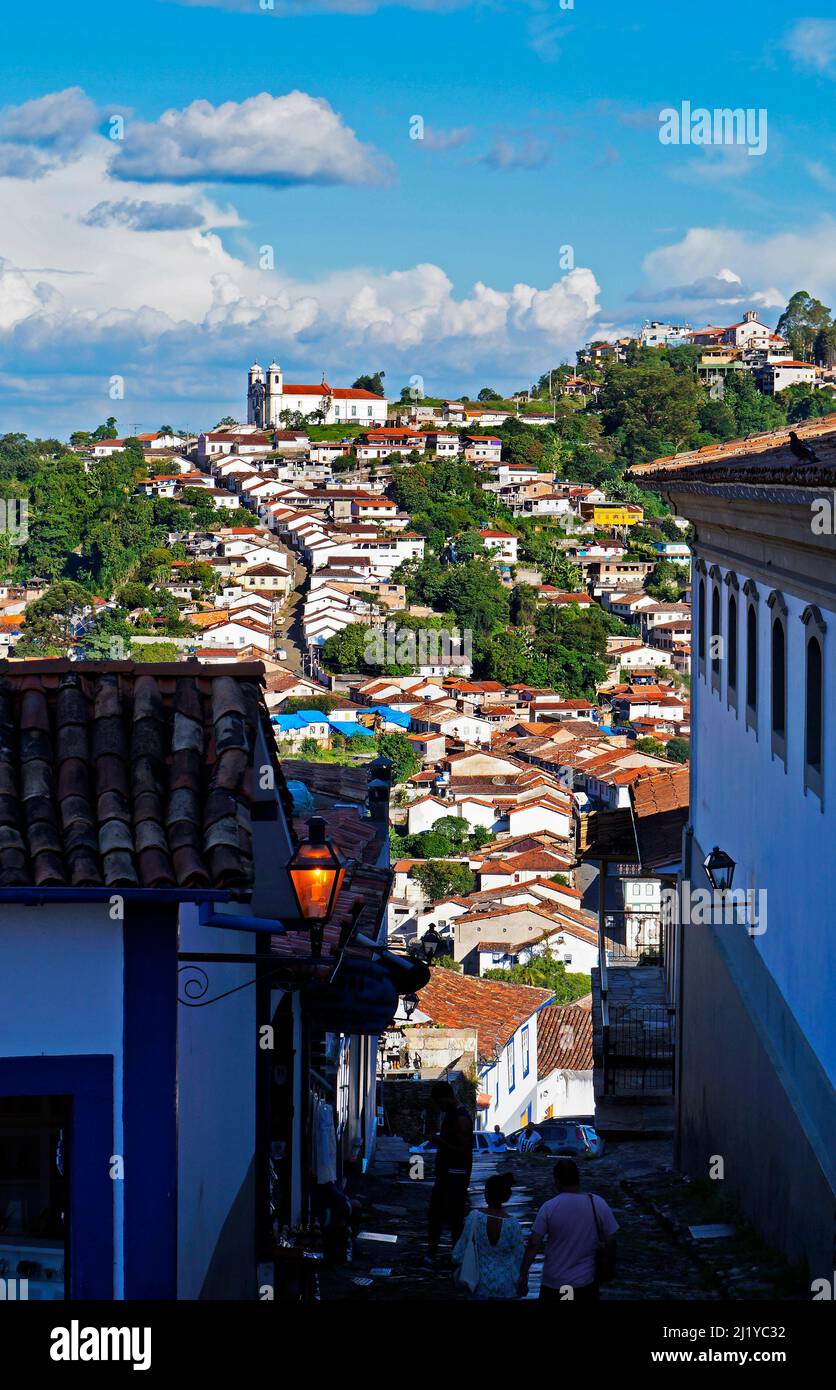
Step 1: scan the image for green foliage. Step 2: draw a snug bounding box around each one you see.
[15,580,93,653]
[722,372,786,437]
[410,860,476,900]
[596,360,704,464]
[352,371,385,396]
[433,955,463,972]
[776,290,832,362]
[389,457,505,549]
[484,956,591,1002]
[131,641,179,663]
[665,737,691,763]
[374,731,421,785]
[634,736,667,757]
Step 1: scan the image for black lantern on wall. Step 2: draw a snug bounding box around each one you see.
[287,817,346,953]
[703,845,736,894]
[402,992,419,1019]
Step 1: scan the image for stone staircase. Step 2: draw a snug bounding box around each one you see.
[592,964,675,1137]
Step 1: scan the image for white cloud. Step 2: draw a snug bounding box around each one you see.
[112,90,394,186]
[0,140,601,432]
[0,87,98,177]
[632,223,836,319]
[784,19,836,75]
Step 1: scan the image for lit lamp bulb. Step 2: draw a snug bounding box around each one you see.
[287,817,346,931]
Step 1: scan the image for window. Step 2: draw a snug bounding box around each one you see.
[806,637,823,770]
[564,953,573,966]
[697,576,706,675]
[803,606,826,802]
[745,586,758,731]
[771,620,786,735]
[768,591,788,763]
[506,1042,515,1093]
[727,587,738,707]
[711,579,721,691]
[522,1025,530,1078]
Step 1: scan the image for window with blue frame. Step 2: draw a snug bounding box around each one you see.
[506,1041,515,1092]
[522,1025,530,1078]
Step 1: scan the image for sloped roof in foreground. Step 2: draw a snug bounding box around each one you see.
[0,660,267,891]
[627,414,836,489]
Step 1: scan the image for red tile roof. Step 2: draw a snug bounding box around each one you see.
[537,1004,593,1073]
[0,661,270,890]
[416,970,553,1060]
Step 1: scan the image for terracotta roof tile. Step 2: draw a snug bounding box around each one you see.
[537,1004,593,1073]
[416,970,553,1060]
[0,660,266,891]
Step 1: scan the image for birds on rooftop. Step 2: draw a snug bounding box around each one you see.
[788,430,819,463]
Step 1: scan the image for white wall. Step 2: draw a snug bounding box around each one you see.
[536,1069,594,1121]
[693,564,836,1079]
[177,908,258,1298]
[476,1014,539,1132]
[0,906,124,1297]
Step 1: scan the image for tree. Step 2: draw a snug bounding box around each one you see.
[776,291,832,361]
[723,371,786,437]
[131,641,179,663]
[634,736,667,758]
[477,386,503,402]
[665,737,690,763]
[485,956,590,1002]
[597,361,703,464]
[411,860,475,901]
[374,732,420,785]
[352,371,385,396]
[16,580,93,651]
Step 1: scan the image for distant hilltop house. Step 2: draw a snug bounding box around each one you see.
[246,361,388,428]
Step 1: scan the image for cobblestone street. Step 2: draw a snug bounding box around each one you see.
[323,1137,803,1302]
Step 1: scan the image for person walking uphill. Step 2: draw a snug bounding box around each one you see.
[426,1081,474,1264]
[517,1158,618,1301]
[453,1172,525,1298]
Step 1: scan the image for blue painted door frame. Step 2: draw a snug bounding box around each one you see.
[0,1054,114,1299]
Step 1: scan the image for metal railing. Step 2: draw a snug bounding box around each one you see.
[602,1004,675,1095]
[601,908,664,966]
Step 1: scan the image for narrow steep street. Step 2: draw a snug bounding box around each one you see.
[321,1137,802,1302]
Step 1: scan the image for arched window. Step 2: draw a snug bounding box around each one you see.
[711,583,721,689]
[746,603,757,725]
[698,577,706,674]
[727,591,738,701]
[768,591,788,762]
[771,618,786,737]
[802,605,826,801]
[806,636,823,772]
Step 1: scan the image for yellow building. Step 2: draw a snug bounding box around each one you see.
[585,503,644,526]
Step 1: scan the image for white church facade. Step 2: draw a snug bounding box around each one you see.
[247,362,388,428]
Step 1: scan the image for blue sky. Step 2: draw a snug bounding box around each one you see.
[1,0,836,435]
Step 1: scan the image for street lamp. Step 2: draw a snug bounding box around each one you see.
[703,845,736,894]
[402,992,419,1020]
[287,816,346,955]
[409,923,445,965]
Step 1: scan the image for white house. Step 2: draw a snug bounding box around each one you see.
[480,529,519,565]
[414,972,553,1134]
[629,417,836,1280]
[535,1003,594,1121]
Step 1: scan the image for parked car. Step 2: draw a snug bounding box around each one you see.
[510,1120,604,1158]
[409,1132,517,1156]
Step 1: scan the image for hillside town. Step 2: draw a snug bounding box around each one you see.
[0,298,833,1323]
